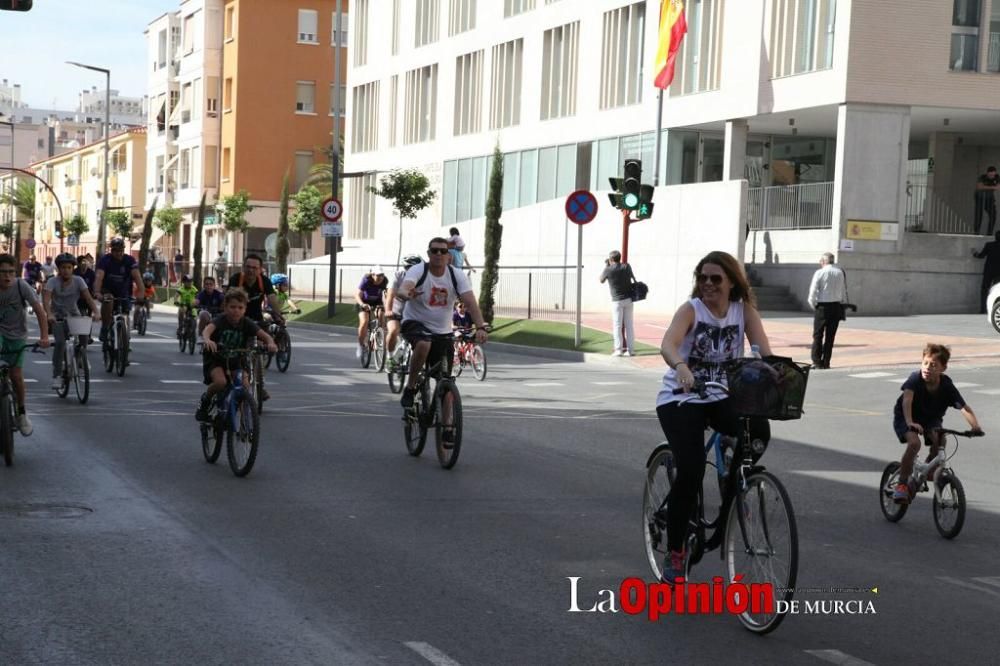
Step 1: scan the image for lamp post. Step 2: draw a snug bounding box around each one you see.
[67,61,110,257]
[0,118,13,250]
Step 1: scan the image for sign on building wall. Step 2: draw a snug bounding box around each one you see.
[846,220,898,241]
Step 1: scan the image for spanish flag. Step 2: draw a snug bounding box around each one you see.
[653,0,688,89]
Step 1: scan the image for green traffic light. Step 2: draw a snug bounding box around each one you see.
[623,192,639,209]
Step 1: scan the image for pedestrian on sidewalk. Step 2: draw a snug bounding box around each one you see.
[599,250,635,356]
[807,252,847,369]
[972,231,1000,314]
[974,166,999,236]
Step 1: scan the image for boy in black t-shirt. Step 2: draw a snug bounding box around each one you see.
[891,343,982,504]
[196,287,277,421]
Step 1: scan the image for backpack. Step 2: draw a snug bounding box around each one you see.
[414,263,460,293]
[237,272,265,298]
[14,278,33,310]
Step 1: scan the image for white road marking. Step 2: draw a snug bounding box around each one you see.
[301,374,356,386]
[951,381,980,388]
[159,379,202,384]
[23,379,36,383]
[525,382,563,387]
[804,649,876,666]
[848,371,896,379]
[403,642,462,666]
[591,381,630,385]
[938,576,1000,600]
[884,378,907,384]
[974,576,1000,589]
[171,362,202,366]
[88,379,122,383]
[973,388,1000,395]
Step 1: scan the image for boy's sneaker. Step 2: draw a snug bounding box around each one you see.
[195,393,211,422]
[356,344,364,359]
[400,388,416,409]
[611,350,624,357]
[660,549,687,584]
[892,482,910,504]
[16,412,32,436]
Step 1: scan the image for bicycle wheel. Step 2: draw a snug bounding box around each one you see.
[471,345,487,381]
[373,327,386,372]
[403,383,429,456]
[361,335,372,368]
[115,319,128,377]
[226,395,259,477]
[275,330,291,373]
[177,319,187,352]
[879,462,908,522]
[724,471,798,635]
[434,380,463,469]
[56,348,71,399]
[1,393,13,467]
[201,415,223,464]
[642,444,676,581]
[137,309,147,336]
[74,345,90,404]
[103,334,115,373]
[933,472,966,539]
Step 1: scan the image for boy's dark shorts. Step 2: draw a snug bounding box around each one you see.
[893,414,943,443]
[203,354,246,385]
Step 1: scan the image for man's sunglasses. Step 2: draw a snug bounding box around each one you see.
[428,248,450,255]
[0,269,15,275]
[696,273,725,285]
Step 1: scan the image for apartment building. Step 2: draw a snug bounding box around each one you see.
[30,128,147,260]
[342,0,1000,316]
[77,86,147,127]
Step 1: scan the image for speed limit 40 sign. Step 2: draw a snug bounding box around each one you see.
[322,197,343,222]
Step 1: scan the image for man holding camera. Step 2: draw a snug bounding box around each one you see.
[807,252,848,369]
[599,250,636,357]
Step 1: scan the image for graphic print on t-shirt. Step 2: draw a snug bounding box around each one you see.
[429,286,450,307]
[689,321,741,385]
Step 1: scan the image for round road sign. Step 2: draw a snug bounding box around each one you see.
[322,197,343,222]
[565,190,598,225]
[25,238,36,250]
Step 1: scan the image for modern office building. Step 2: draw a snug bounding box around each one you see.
[343,0,1000,315]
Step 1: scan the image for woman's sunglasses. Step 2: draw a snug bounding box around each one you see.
[696,273,725,285]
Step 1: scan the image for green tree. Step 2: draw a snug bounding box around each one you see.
[105,209,132,238]
[221,190,253,233]
[192,193,207,285]
[64,213,89,238]
[369,169,436,267]
[154,205,183,235]
[478,145,504,323]
[290,185,323,235]
[303,137,344,197]
[138,198,158,275]
[276,170,291,273]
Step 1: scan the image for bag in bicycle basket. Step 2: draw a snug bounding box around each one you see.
[725,356,810,420]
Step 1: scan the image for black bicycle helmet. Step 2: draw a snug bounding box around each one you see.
[55,253,77,267]
[109,237,125,249]
[402,254,422,268]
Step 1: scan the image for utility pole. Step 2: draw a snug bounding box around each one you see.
[327,0,343,317]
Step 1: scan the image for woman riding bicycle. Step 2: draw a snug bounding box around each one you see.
[355,266,388,359]
[655,250,773,584]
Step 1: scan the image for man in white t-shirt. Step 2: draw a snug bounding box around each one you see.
[398,237,488,410]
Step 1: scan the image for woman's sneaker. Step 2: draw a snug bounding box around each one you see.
[892,482,910,504]
[16,412,32,436]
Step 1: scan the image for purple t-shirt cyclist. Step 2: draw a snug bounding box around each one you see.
[358,275,387,304]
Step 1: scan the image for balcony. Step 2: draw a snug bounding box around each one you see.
[747,182,834,231]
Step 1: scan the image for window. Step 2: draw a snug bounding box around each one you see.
[294,150,313,190]
[329,84,347,116]
[296,81,316,113]
[490,39,523,129]
[449,0,476,35]
[769,0,836,78]
[207,76,219,116]
[988,2,1000,72]
[222,147,231,181]
[183,13,195,54]
[157,29,167,69]
[443,155,490,224]
[599,2,645,109]
[332,11,348,46]
[223,78,233,111]
[348,172,376,239]
[224,5,235,39]
[391,0,401,55]
[504,0,535,17]
[191,146,199,188]
[354,0,369,66]
[179,149,190,189]
[454,50,483,136]
[415,0,440,47]
[351,81,380,152]
[298,9,319,44]
[155,155,165,192]
[404,64,438,144]
[388,75,399,147]
[170,25,181,58]
[540,21,579,120]
[951,0,981,70]
[519,149,537,207]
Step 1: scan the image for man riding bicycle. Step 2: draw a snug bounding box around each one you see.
[355,266,388,360]
[43,254,99,390]
[397,238,488,416]
[227,254,284,401]
[92,238,145,347]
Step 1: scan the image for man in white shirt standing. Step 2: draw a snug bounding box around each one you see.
[807,252,847,369]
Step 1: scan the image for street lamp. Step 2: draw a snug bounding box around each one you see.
[67,61,110,257]
[0,117,13,252]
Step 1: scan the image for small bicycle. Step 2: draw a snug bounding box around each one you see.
[403,345,462,470]
[0,343,44,467]
[263,318,292,373]
[177,305,197,355]
[199,349,260,477]
[452,328,487,381]
[879,427,984,539]
[133,300,151,336]
[54,316,93,404]
[360,304,386,371]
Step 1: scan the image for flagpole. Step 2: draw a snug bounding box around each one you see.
[653,88,664,186]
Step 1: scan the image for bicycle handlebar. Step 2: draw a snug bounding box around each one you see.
[671,380,729,398]
[933,427,985,438]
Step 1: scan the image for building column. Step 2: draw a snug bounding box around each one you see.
[830,103,911,256]
[723,119,748,181]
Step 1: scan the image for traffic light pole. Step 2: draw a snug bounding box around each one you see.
[621,208,632,263]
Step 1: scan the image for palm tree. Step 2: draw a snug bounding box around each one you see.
[301,136,345,197]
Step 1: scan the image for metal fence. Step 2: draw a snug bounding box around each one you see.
[904,184,977,235]
[747,181,834,231]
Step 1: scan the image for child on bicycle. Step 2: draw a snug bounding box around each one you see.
[452,300,473,335]
[195,276,225,336]
[197,287,277,422]
[268,273,301,316]
[174,274,198,336]
[892,343,983,504]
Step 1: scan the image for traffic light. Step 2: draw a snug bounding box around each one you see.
[0,0,33,11]
[636,184,655,220]
[607,177,624,209]
[622,159,641,210]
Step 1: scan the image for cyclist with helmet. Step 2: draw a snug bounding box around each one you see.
[268,273,301,315]
[227,254,284,402]
[93,238,145,346]
[133,271,157,328]
[354,265,388,359]
[174,274,198,336]
[43,254,99,390]
[194,275,224,336]
[386,254,422,371]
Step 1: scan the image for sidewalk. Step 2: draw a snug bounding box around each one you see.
[580,310,1000,370]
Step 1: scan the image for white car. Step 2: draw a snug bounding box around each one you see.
[989,282,1000,334]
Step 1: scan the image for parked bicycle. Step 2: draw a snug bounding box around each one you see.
[54,316,93,404]
[643,363,808,635]
[403,348,462,469]
[452,328,487,381]
[199,349,260,477]
[102,297,132,377]
[879,427,984,539]
[360,304,386,371]
[177,305,197,355]
[0,343,44,467]
[387,339,411,394]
